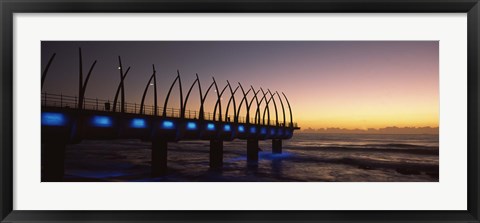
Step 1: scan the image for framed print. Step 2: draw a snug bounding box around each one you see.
[1,0,479,222]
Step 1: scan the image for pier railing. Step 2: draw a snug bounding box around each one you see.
[41,92,298,128]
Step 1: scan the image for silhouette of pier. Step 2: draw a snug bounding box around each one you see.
[41,48,300,181]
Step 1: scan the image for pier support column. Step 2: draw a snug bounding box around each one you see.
[247,139,259,161]
[43,141,66,182]
[210,139,223,169]
[272,139,282,154]
[152,138,168,177]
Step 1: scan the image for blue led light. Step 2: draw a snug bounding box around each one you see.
[186,122,197,130]
[91,116,113,127]
[270,129,276,135]
[260,127,267,135]
[238,125,245,133]
[41,112,66,126]
[286,130,293,136]
[207,123,215,131]
[278,129,284,135]
[223,124,231,131]
[162,120,175,129]
[130,118,146,128]
[250,126,256,134]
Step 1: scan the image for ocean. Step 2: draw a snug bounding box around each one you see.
[61,132,439,182]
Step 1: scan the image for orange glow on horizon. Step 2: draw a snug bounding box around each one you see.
[292,90,439,129]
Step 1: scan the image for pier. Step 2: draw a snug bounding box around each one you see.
[41,49,300,181]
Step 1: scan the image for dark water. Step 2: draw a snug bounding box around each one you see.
[62,133,439,182]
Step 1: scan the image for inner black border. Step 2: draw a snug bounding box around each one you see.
[1,0,479,222]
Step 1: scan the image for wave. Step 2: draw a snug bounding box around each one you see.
[285,145,439,155]
[154,146,439,179]
[260,152,439,179]
[59,139,439,182]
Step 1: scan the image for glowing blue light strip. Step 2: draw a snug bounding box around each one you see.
[162,120,175,129]
[270,129,276,135]
[278,129,284,136]
[223,124,231,131]
[207,123,215,131]
[41,112,66,126]
[130,118,146,128]
[260,127,267,135]
[286,130,293,136]
[91,116,113,127]
[186,122,197,130]
[238,125,245,133]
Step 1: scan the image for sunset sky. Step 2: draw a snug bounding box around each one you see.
[41,41,439,130]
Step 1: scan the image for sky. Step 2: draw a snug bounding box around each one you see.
[41,41,439,130]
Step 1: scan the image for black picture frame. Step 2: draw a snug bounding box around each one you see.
[1,0,479,222]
